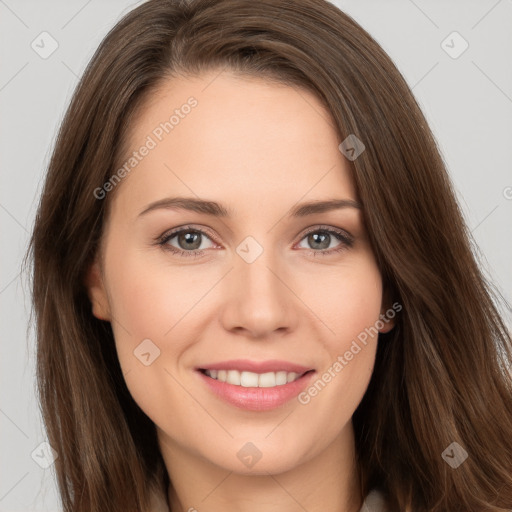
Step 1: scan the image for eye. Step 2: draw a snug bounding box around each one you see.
[296,226,354,256]
[156,224,354,258]
[157,225,217,257]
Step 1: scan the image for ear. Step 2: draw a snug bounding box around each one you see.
[83,257,111,321]
[378,287,397,334]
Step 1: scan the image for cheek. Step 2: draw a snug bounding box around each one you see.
[104,245,211,342]
[291,270,382,451]
[102,246,201,423]
[302,257,383,344]
[293,256,382,411]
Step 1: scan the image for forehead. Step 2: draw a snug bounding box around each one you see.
[109,70,357,220]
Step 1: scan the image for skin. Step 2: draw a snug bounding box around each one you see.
[86,70,395,512]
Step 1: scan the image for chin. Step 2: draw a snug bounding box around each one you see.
[211,445,306,476]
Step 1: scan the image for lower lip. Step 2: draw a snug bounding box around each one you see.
[196,370,316,411]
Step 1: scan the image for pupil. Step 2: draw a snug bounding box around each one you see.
[180,232,201,250]
[310,232,329,250]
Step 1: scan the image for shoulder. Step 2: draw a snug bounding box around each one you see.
[359,488,388,512]
[148,483,170,512]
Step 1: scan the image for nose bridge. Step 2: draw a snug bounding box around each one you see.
[236,233,286,304]
[220,233,295,336]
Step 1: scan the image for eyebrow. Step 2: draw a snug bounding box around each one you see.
[138,196,362,218]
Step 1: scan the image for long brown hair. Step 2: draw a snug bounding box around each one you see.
[26,0,512,510]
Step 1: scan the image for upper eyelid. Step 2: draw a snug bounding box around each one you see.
[301,224,353,238]
[160,225,219,244]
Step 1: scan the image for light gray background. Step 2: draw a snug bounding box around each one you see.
[1,0,511,510]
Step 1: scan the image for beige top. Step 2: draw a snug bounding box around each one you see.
[149,486,387,511]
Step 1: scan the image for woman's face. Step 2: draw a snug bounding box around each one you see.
[87,70,394,477]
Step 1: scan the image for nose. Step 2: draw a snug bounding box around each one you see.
[219,243,299,339]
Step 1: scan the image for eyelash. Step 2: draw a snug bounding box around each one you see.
[156,224,354,258]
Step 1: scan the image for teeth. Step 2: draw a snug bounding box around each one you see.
[204,369,301,387]
[240,371,259,387]
[227,370,240,385]
[259,372,276,387]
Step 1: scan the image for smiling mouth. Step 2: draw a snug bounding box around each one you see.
[198,368,314,388]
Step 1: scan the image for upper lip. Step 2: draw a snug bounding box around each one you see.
[197,359,314,374]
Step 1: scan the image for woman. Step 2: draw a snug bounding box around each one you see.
[27,0,512,511]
